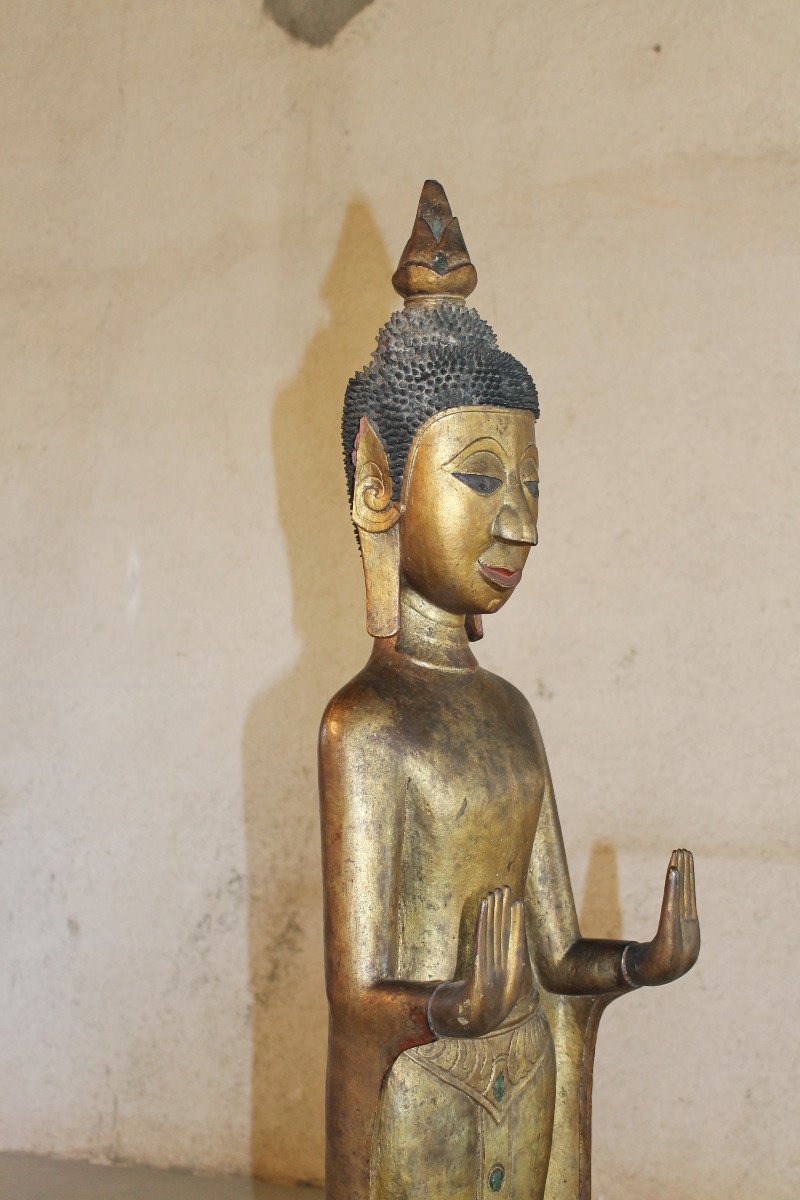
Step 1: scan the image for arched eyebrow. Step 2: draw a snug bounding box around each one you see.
[444,436,508,469]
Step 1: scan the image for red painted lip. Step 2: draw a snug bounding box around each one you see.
[478,562,523,589]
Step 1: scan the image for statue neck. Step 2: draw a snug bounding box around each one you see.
[392,584,478,673]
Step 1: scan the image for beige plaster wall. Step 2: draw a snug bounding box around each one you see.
[1,2,798,1197]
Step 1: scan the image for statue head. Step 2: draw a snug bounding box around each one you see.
[343,182,540,640]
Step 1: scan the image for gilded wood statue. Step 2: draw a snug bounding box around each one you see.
[319,181,700,1200]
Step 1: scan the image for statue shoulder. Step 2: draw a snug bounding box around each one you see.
[481,668,542,727]
[318,668,403,828]
[319,667,395,753]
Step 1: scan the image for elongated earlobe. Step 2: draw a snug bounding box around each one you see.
[351,417,401,638]
[358,525,400,638]
[465,614,484,642]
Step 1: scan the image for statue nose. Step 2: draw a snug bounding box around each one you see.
[491,481,537,546]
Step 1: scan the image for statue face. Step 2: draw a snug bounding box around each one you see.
[400,407,538,615]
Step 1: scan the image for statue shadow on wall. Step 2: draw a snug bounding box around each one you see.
[242,199,393,1185]
[579,840,623,941]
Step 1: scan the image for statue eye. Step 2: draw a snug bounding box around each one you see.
[524,480,540,500]
[452,472,502,496]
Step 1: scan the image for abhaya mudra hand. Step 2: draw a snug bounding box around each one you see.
[625,849,700,986]
[429,885,529,1037]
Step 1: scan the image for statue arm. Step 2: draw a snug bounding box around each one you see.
[526,758,632,996]
[319,694,438,1055]
[321,692,442,1200]
[522,709,700,1200]
[525,714,700,996]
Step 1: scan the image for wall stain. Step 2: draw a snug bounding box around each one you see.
[262,0,374,47]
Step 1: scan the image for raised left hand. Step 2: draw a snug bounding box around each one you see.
[624,849,700,987]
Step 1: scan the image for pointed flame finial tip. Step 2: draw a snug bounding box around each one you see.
[391,180,477,306]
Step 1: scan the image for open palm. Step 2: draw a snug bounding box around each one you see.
[626,849,700,986]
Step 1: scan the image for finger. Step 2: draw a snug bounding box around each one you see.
[493,888,504,970]
[508,902,527,997]
[475,898,488,977]
[679,849,690,916]
[657,862,680,943]
[676,849,690,912]
[503,888,522,988]
[686,850,697,920]
[501,886,512,955]
[486,890,496,970]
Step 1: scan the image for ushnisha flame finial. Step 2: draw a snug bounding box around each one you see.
[391,180,478,307]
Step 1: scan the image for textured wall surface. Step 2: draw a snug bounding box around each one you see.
[1,2,798,1197]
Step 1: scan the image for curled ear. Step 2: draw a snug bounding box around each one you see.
[351,416,401,533]
[351,417,401,638]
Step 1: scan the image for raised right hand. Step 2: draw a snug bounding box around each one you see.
[428,886,528,1038]
[624,848,700,987]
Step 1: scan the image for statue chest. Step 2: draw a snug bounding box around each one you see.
[388,685,543,979]
[401,729,541,873]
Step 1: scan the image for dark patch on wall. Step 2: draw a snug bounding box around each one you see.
[263,0,374,47]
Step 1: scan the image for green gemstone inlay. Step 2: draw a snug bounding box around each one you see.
[492,1073,506,1101]
[488,1166,505,1192]
[432,251,448,275]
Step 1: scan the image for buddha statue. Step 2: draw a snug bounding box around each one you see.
[318,181,700,1200]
